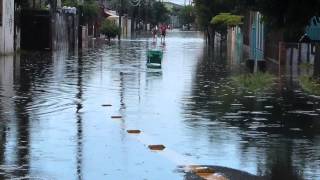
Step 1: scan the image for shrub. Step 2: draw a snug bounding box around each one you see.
[232,72,275,93]
[100,20,121,40]
[299,76,320,95]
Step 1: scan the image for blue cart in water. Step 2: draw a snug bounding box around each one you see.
[146,50,163,68]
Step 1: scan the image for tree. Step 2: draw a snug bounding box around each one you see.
[79,0,100,24]
[194,0,236,43]
[211,13,243,34]
[100,19,121,41]
[149,1,170,25]
[179,5,195,29]
[62,0,78,6]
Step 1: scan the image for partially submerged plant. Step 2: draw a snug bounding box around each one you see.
[100,19,121,41]
[299,76,320,95]
[231,72,275,93]
[299,62,313,70]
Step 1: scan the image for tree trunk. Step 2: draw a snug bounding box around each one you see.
[313,44,320,77]
[206,28,211,44]
[298,43,302,65]
[307,43,310,63]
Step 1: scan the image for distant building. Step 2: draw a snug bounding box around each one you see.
[163,2,183,28]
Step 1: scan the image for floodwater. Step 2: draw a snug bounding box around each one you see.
[0,31,319,180]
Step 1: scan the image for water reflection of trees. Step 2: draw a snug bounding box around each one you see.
[182,46,320,179]
[75,52,84,180]
[0,54,31,178]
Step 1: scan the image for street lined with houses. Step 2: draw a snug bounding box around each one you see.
[1,0,320,180]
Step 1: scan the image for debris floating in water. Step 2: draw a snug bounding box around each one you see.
[183,166,229,180]
[102,104,112,107]
[127,130,141,134]
[111,116,122,119]
[189,166,215,174]
[148,145,166,151]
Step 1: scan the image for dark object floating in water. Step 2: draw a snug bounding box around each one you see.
[111,116,122,119]
[148,144,166,151]
[188,166,215,174]
[102,104,112,107]
[182,165,265,180]
[127,130,141,134]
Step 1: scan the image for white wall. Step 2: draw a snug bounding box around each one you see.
[0,0,14,55]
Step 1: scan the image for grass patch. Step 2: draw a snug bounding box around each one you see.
[232,72,275,93]
[299,76,320,95]
[299,63,313,70]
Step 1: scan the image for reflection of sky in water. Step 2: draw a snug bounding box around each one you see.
[0,31,319,179]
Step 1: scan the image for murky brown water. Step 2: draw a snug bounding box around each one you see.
[0,31,320,180]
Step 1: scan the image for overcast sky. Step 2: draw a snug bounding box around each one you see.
[166,0,187,5]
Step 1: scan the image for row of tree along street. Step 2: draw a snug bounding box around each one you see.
[1,0,196,55]
[191,0,320,77]
[5,0,320,77]
[62,0,197,36]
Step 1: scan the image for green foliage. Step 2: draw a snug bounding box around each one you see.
[210,13,242,34]
[232,72,275,93]
[62,0,78,6]
[179,5,196,26]
[81,0,99,20]
[242,0,320,41]
[100,20,121,40]
[63,0,99,23]
[211,13,243,26]
[15,0,30,8]
[299,63,313,70]
[150,2,170,25]
[171,6,182,16]
[194,0,320,41]
[194,0,215,29]
[194,0,236,29]
[299,76,320,95]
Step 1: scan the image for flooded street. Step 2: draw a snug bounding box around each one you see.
[0,31,320,179]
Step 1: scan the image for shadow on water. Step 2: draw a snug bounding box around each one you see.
[0,54,31,179]
[182,43,320,179]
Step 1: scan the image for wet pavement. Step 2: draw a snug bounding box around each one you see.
[0,31,320,180]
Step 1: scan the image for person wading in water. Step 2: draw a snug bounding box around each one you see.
[160,24,167,43]
[152,25,158,42]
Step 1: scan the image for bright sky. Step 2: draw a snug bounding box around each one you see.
[166,0,186,5]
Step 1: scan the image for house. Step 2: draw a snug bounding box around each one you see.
[227,26,243,65]
[104,9,131,38]
[243,11,265,61]
[305,16,320,41]
[20,0,79,50]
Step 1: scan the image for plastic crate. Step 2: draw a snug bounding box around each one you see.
[147,50,163,64]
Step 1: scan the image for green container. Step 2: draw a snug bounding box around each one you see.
[147,50,163,64]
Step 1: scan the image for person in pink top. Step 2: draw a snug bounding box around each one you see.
[160,24,167,43]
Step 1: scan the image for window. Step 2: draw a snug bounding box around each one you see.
[0,0,2,26]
